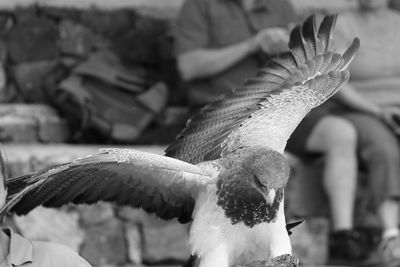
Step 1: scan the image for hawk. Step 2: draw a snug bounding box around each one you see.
[0,15,359,267]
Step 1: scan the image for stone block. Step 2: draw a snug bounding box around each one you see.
[13,206,85,252]
[118,206,149,224]
[142,214,190,264]
[0,104,70,143]
[7,158,36,177]
[0,0,185,19]
[125,223,142,264]
[290,218,329,265]
[77,202,115,225]
[81,217,127,265]
[0,116,37,142]
[118,207,190,264]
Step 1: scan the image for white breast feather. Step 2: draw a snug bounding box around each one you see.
[190,185,291,267]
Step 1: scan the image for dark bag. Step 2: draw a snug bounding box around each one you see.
[52,51,168,142]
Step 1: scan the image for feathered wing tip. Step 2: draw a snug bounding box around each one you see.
[246,14,359,91]
[165,15,359,163]
[0,149,213,223]
[0,172,48,218]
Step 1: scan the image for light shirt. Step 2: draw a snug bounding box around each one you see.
[0,228,91,267]
[174,0,297,105]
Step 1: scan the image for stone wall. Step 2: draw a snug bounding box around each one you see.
[0,0,183,19]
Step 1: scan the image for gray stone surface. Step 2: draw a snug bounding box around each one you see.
[290,218,329,265]
[81,217,127,265]
[142,214,190,264]
[118,207,150,224]
[77,202,115,225]
[0,116,37,142]
[125,223,142,264]
[13,206,85,252]
[0,104,70,143]
[0,0,184,19]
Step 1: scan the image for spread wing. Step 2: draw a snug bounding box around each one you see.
[2,148,216,223]
[166,15,360,164]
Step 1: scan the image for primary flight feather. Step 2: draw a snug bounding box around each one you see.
[1,15,359,267]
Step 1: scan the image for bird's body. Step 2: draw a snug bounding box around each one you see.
[191,188,289,267]
[0,15,359,267]
[188,147,291,267]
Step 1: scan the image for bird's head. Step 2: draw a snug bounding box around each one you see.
[216,147,290,227]
[245,147,290,198]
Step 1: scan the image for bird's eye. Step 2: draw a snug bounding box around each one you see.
[252,175,265,188]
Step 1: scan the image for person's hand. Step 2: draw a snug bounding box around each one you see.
[250,27,290,55]
[378,106,400,135]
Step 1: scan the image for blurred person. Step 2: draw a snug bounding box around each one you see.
[334,0,400,265]
[0,157,92,267]
[288,0,400,265]
[174,0,295,107]
[174,0,364,264]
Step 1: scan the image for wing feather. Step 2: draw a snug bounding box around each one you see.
[166,14,359,163]
[3,149,216,223]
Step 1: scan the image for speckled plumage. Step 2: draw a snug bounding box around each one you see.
[215,148,289,226]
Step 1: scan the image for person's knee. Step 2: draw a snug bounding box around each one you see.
[327,118,357,150]
[364,136,400,163]
[307,116,357,153]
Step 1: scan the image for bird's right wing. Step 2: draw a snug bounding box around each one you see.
[3,148,217,223]
[166,15,359,164]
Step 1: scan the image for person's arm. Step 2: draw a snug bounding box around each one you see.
[177,27,290,81]
[177,39,254,81]
[335,85,400,133]
[335,85,381,117]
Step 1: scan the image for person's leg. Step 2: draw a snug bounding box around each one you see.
[306,115,358,231]
[345,113,400,266]
[346,113,400,233]
[304,115,366,262]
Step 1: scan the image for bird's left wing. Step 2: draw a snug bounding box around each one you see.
[2,148,217,223]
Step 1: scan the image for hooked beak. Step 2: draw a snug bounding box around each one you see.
[266,189,276,205]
